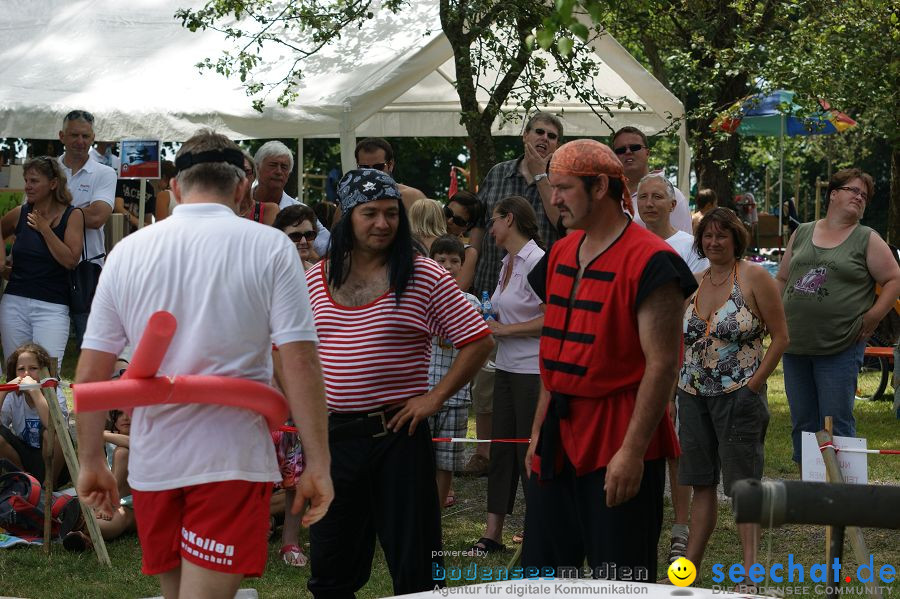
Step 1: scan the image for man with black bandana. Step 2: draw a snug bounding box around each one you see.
[304,168,493,598]
[521,139,696,579]
[75,130,332,599]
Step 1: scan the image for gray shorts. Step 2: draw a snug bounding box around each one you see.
[470,365,495,415]
[677,384,769,496]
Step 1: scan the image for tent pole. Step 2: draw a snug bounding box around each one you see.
[778,114,785,250]
[339,102,356,174]
[296,137,304,204]
[677,121,691,196]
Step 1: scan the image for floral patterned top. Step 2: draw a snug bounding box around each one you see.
[679,263,765,396]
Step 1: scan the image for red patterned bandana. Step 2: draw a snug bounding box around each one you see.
[549,139,633,214]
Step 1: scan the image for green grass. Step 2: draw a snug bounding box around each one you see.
[0,349,897,597]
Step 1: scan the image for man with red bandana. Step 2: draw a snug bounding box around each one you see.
[521,139,697,578]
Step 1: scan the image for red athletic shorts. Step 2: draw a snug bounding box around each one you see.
[131,480,273,577]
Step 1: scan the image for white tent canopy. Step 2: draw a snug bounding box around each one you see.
[0,1,689,190]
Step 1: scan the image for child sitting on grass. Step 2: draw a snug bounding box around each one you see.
[0,342,69,487]
[66,361,138,550]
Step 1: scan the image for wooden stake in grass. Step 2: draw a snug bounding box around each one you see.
[38,366,111,566]
[816,429,881,599]
[824,416,833,572]
[41,368,56,553]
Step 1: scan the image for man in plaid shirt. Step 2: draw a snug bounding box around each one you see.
[470,112,564,297]
[463,112,563,477]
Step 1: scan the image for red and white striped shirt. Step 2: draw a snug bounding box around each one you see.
[306,256,491,412]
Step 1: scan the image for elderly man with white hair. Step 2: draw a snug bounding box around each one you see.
[253,141,331,257]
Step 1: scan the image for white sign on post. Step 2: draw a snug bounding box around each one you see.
[801,432,867,484]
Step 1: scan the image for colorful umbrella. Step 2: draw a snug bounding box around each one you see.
[712,89,857,247]
[713,89,857,137]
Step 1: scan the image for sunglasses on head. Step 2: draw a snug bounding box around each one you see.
[532,127,559,141]
[443,204,469,228]
[357,163,387,171]
[288,230,317,242]
[613,144,646,155]
[64,109,94,123]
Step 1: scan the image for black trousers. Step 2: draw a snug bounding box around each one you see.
[308,418,443,598]
[487,370,539,515]
[521,457,665,581]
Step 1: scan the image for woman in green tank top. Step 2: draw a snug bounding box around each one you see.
[775,168,900,464]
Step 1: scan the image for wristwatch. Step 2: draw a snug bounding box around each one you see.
[533,173,549,183]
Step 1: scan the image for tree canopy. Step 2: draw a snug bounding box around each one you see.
[178,0,656,183]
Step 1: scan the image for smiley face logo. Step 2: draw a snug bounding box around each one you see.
[667,557,696,587]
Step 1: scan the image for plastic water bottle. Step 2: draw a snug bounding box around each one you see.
[481,291,495,321]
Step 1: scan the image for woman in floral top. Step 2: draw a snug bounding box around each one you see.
[677,208,788,592]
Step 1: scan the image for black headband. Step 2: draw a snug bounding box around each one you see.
[174,148,245,174]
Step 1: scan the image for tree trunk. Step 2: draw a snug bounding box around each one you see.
[693,124,740,210]
[465,122,496,190]
[890,146,900,245]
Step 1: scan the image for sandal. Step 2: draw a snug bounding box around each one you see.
[444,494,457,508]
[280,544,308,567]
[470,537,506,555]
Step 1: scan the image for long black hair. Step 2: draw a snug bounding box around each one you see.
[327,199,416,302]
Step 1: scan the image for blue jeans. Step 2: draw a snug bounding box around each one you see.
[783,342,865,463]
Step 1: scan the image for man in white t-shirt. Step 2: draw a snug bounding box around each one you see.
[75,130,333,599]
[612,126,692,233]
[252,141,330,256]
[57,110,117,346]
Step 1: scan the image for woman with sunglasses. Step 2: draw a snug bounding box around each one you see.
[264,203,321,568]
[0,157,84,371]
[776,168,900,468]
[443,190,483,292]
[237,152,280,226]
[274,204,319,270]
[472,195,544,554]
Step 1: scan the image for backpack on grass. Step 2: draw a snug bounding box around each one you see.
[0,459,82,541]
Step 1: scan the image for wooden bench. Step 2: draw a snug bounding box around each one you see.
[864,346,895,361]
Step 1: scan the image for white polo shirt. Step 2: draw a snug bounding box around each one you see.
[58,155,116,265]
[631,174,692,234]
[82,202,319,491]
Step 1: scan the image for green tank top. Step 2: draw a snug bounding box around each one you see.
[782,222,874,355]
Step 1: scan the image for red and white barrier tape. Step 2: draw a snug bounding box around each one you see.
[0,378,64,393]
[278,425,528,443]
[818,441,900,455]
[432,437,530,444]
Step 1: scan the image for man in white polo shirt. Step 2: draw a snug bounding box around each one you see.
[75,130,333,599]
[57,110,117,346]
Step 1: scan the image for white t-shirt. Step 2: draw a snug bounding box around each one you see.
[666,230,709,273]
[58,155,116,266]
[631,178,692,234]
[82,202,318,491]
[0,389,68,449]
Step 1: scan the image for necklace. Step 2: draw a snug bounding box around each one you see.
[706,266,732,287]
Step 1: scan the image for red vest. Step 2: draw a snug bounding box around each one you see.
[539,223,678,399]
